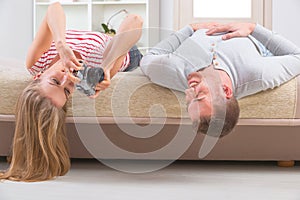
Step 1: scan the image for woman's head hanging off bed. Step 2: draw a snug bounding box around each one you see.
[0,2,143,182]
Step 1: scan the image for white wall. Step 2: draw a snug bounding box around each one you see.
[0,0,300,61]
[272,0,300,46]
[160,0,300,47]
[159,0,175,40]
[0,0,33,61]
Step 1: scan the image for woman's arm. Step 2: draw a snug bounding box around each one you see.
[89,14,143,98]
[26,2,80,70]
[101,14,143,77]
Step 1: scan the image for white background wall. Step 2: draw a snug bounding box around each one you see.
[159,0,175,39]
[0,0,33,61]
[0,0,299,61]
[272,0,300,46]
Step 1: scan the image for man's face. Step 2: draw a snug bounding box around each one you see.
[185,71,212,121]
[38,60,75,108]
[185,67,225,122]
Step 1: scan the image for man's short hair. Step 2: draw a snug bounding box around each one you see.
[195,96,240,138]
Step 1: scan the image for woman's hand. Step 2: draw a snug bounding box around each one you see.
[88,69,111,99]
[190,22,220,31]
[56,42,83,83]
[56,42,81,71]
[206,22,256,40]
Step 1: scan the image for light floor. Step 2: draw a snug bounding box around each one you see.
[1,158,300,200]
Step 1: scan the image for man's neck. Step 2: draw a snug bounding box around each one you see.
[217,69,233,90]
[200,64,233,90]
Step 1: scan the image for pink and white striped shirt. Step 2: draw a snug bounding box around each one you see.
[28,30,130,76]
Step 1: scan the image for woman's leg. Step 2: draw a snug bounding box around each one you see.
[102,14,143,78]
[124,45,143,72]
[90,14,143,97]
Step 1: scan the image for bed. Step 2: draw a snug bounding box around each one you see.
[1,58,299,167]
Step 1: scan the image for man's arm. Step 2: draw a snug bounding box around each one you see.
[146,25,194,56]
[147,22,220,56]
[251,24,300,56]
[207,22,300,96]
[141,23,224,92]
[206,22,300,56]
[140,25,197,92]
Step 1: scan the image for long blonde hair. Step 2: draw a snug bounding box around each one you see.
[0,79,70,182]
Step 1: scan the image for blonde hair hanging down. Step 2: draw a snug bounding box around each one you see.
[0,79,70,182]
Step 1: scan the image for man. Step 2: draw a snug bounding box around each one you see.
[140,22,300,137]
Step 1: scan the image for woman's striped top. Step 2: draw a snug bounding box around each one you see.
[28,30,130,76]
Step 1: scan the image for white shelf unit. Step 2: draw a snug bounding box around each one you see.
[33,0,159,48]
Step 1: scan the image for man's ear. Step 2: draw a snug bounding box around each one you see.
[223,84,233,99]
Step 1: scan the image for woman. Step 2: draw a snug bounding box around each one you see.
[0,2,143,182]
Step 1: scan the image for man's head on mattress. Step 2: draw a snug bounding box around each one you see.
[185,67,240,138]
[0,79,71,182]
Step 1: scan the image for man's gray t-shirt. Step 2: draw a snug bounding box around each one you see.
[140,24,300,99]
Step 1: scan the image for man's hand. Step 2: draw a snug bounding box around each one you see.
[206,22,256,40]
[190,22,219,31]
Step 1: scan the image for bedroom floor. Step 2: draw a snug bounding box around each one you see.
[1,158,300,200]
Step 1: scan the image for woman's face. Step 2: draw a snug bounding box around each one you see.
[38,60,75,108]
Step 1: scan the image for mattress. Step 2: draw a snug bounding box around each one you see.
[0,58,299,122]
